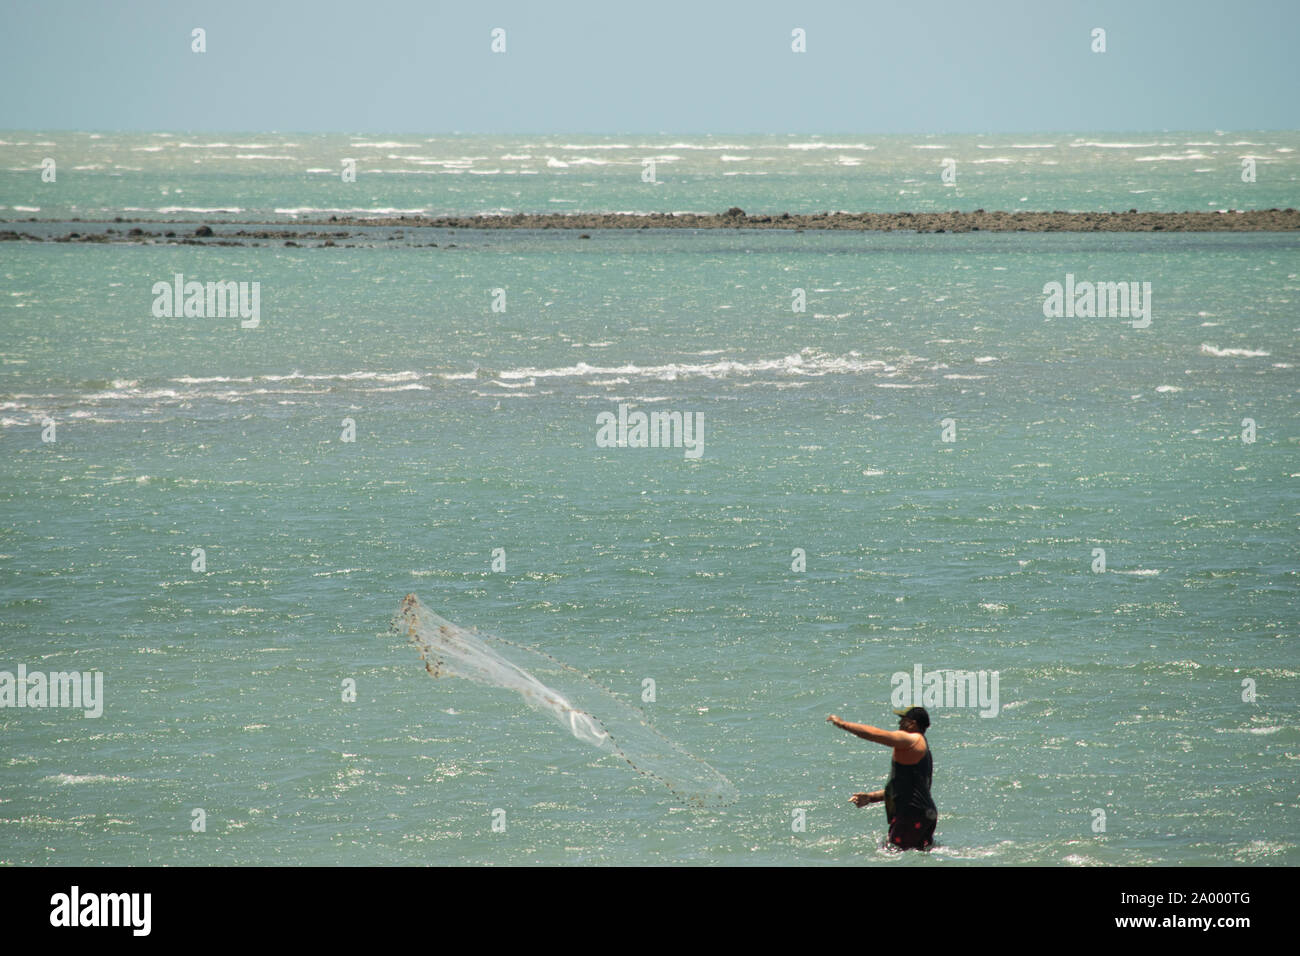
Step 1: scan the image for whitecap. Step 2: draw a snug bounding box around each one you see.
[1200,344,1270,357]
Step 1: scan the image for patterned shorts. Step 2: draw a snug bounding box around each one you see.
[887,813,937,850]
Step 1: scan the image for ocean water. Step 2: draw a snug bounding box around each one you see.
[0,135,1297,866]
[2,131,1299,220]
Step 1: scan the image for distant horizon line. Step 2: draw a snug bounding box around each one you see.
[3,127,1298,138]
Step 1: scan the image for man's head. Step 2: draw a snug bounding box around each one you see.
[893,706,930,734]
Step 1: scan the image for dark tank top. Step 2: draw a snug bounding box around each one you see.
[884,745,936,820]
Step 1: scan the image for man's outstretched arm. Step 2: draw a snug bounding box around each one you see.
[827,714,918,748]
[849,789,885,808]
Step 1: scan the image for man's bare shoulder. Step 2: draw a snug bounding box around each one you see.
[893,732,928,763]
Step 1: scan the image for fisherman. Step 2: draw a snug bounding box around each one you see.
[827,707,937,850]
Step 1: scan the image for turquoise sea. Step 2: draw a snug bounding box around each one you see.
[0,134,1296,865]
[2,130,1299,219]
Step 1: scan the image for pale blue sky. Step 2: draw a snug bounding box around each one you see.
[2,0,1297,133]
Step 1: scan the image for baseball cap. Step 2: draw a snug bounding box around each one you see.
[892,706,931,731]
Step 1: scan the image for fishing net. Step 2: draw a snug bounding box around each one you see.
[391,593,738,806]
